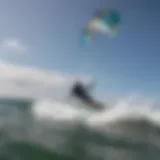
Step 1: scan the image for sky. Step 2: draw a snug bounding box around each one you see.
[0,0,159,103]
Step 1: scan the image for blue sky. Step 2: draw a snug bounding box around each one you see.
[0,0,160,100]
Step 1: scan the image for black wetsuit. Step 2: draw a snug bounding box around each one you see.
[71,82,105,110]
[71,82,93,104]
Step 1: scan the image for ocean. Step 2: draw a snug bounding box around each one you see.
[0,97,160,160]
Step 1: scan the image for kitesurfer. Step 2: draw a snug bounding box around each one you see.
[71,81,104,110]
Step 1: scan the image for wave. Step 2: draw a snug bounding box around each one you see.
[0,97,160,160]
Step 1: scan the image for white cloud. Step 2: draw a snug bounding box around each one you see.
[0,60,91,99]
[0,38,26,54]
[0,61,158,123]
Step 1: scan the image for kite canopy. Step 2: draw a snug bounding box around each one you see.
[81,9,121,45]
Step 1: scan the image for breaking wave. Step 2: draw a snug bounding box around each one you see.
[0,97,160,160]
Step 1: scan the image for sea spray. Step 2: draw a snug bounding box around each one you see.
[0,97,160,159]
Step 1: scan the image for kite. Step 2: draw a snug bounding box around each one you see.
[81,9,121,45]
